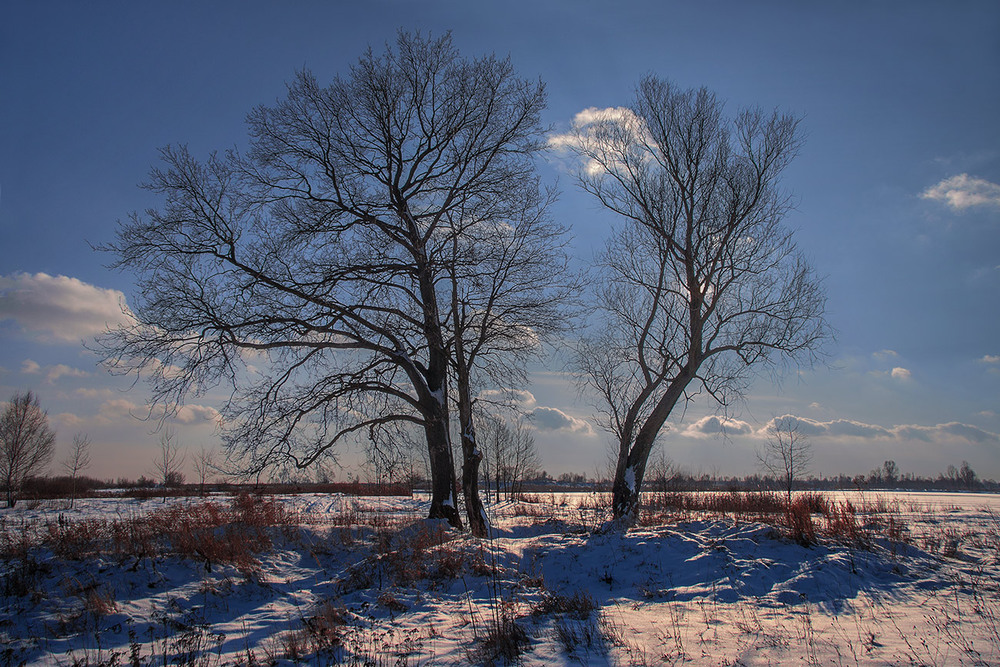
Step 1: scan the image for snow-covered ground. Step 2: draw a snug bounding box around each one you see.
[2,491,998,666]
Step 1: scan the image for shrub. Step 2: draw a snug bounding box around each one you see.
[786,496,817,545]
[532,591,597,619]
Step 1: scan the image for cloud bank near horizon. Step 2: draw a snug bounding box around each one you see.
[680,413,999,449]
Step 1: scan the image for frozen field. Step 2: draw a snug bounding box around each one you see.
[2,490,998,666]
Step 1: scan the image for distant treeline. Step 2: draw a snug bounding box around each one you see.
[9,461,998,503]
[521,460,999,493]
[12,475,413,501]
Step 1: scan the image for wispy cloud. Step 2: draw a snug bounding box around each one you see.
[921,174,1000,210]
[0,272,133,343]
[890,367,912,381]
[21,358,91,383]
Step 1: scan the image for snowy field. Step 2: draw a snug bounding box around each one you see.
[2,490,998,666]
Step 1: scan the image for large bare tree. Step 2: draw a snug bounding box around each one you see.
[1,390,55,507]
[567,77,829,524]
[100,33,548,528]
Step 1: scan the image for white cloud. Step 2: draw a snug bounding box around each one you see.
[20,358,90,383]
[547,106,650,176]
[921,174,1000,210]
[100,398,141,420]
[683,415,754,437]
[47,364,89,383]
[890,367,912,381]
[478,388,537,410]
[56,398,222,429]
[547,106,639,150]
[980,354,1000,364]
[0,272,133,343]
[873,349,899,361]
[528,406,594,435]
[756,415,998,447]
[175,404,222,425]
[761,415,894,439]
[476,388,592,435]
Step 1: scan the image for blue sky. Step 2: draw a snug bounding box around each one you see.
[1,1,998,482]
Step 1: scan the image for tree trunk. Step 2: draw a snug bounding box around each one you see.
[424,402,462,529]
[451,351,486,536]
[460,418,488,537]
[611,372,693,526]
[611,451,647,527]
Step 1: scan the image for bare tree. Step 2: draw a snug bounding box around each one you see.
[646,449,680,495]
[62,433,92,508]
[152,429,185,498]
[445,186,579,535]
[507,418,539,499]
[882,459,899,487]
[0,390,56,507]
[959,460,978,490]
[99,32,549,529]
[192,446,216,496]
[480,412,538,501]
[757,417,812,504]
[566,77,829,524]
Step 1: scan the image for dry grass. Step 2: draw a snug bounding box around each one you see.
[640,490,910,550]
[3,493,298,578]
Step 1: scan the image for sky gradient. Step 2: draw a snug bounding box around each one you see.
[1,1,998,482]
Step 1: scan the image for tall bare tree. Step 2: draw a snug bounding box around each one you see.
[0,390,56,508]
[62,433,92,508]
[567,77,829,524]
[444,187,578,535]
[757,417,812,503]
[99,32,548,529]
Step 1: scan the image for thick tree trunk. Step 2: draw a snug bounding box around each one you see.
[611,372,694,527]
[424,401,462,529]
[411,232,463,529]
[611,457,645,527]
